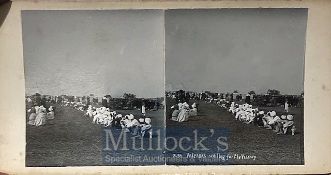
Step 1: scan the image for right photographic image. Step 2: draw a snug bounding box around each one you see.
[165,9,307,165]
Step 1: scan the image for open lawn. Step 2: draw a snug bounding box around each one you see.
[26,99,303,166]
[166,98,304,165]
[26,104,164,166]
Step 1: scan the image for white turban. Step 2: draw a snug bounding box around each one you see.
[287,115,294,121]
[145,118,151,124]
[128,114,134,120]
[270,111,276,117]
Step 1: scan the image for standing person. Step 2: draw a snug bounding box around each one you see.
[141,101,146,117]
[285,99,289,113]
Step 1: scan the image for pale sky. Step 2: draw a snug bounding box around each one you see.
[165,9,307,95]
[22,10,164,98]
[22,9,307,97]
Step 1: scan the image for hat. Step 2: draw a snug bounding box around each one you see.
[287,115,294,121]
[138,118,144,122]
[259,111,264,115]
[281,115,287,120]
[145,118,151,124]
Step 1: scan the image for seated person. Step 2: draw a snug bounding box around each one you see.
[85,105,94,117]
[120,115,130,130]
[47,106,55,120]
[27,106,37,125]
[254,111,265,127]
[267,111,281,131]
[171,105,180,121]
[140,118,152,138]
[189,103,198,116]
[282,115,295,135]
[262,111,274,129]
[125,114,140,135]
[34,106,47,126]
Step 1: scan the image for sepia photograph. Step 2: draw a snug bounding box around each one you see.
[165,9,307,165]
[22,10,165,166]
[1,0,331,174]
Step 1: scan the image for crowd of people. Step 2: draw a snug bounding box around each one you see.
[169,102,198,122]
[26,96,154,138]
[223,102,296,135]
[167,90,296,135]
[27,105,55,127]
[84,105,153,138]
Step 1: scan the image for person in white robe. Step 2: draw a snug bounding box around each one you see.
[47,106,55,120]
[141,118,152,138]
[27,106,37,125]
[262,111,274,129]
[284,100,289,113]
[177,102,190,122]
[85,105,94,117]
[34,106,47,126]
[189,103,198,116]
[93,108,102,124]
[120,115,130,131]
[283,115,295,135]
[125,114,140,135]
[171,105,180,121]
[141,103,146,117]
[235,105,243,120]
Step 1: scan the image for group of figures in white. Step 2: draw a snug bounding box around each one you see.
[26,99,153,138]
[224,102,296,135]
[84,105,153,138]
[27,105,55,126]
[170,102,198,122]
[169,99,296,135]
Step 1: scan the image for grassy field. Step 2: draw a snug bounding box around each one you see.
[166,98,304,165]
[26,104,164,166]
[26,99,303,166]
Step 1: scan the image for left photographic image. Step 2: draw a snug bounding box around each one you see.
[22,10,165,166]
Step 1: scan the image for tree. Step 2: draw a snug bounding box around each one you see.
[248,90,256,95]
[123,93,136,99]
[267,89,280,96]
[104,95,112,99]
[123,93,136,109]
